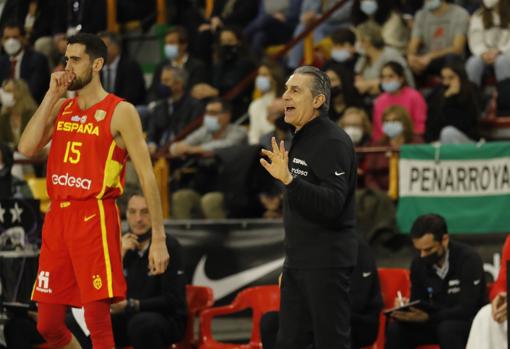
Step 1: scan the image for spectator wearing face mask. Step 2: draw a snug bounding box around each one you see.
[425,60,481,144]
[0,78,37,150]
[149,26,207,101]
[248,60,286,145]
[466,0,510,114]
[170,98,247,219]
[337,107,372,148]
[351,0,409,53]
[407,0,469,78]
[365,105,422,190]
[372,61,427,141]
[386,214,487,349]
[323,28,359,73]
[0,20,50,103]
[191,27,255,120]
[325,63,366,122]
[145,66,203,154]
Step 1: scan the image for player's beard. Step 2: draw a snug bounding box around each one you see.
[68,66,93,91]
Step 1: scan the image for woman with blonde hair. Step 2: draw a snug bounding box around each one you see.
[364,105,422,190]
[0,79,37,149]
[338,107,372,146]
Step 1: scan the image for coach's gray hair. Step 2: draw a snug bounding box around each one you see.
[162,65,189,86]
[293,66,331,112]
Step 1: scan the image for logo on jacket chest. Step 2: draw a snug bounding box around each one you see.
[290,157,309,177]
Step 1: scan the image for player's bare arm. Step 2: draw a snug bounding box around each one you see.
[111,101,170,275]
[18,71,75,157]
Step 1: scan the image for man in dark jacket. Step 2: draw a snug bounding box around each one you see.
[261,237,383,349]
[0,21,49,103]
[260,66,358,349]
[99,32,146,105]
[386,214,487,349]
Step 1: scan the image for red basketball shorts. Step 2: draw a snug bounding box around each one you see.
[32,199,126,306]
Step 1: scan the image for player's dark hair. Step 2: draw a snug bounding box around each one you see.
[67,33,108,63]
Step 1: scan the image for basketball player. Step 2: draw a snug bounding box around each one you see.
[18,33,169,349]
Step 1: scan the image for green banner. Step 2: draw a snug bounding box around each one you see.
[397,142,510,234]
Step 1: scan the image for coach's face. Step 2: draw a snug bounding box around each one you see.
[126,195,151,236]
[282,73,324,131]
[65,43,103,91]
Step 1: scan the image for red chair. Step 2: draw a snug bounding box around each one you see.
[362,268,411,349]
[173,285,215,349]
[198,285,280,349]
[124,284,214,349]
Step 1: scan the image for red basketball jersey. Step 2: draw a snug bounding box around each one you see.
[46,94,127,201]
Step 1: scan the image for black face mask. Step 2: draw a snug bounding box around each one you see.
[137,231,151,243]
[421,249,443,266]
[158,84,172,99]
[330,85,343,98]
[220,45,239,62]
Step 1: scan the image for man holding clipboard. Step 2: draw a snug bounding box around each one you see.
[385,214,487,349]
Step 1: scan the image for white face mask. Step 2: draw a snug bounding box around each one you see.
[3,38,22,56]
[344,126,363,144]
[483,0,498,8]
[0,89,15,108]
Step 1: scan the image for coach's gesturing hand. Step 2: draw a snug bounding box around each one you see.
[260,137,293,185]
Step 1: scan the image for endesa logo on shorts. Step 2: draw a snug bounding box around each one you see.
[51,173,92,190]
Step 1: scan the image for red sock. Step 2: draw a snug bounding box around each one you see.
[37,302,72,347]
[83,299,114,349]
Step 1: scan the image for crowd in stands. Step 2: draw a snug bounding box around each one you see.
[0,2,509,349]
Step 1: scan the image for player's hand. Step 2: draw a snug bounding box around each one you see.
[48,70,75,98]
[148,234,170,275]
[260,137,293,185]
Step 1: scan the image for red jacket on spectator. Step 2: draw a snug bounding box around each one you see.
[490,235,510,300]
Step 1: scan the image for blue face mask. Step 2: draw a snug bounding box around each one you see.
[382,80,402,93]
[331,48,352,62]
[203,115,221,133]
[255,75,272,93]
[361,0,378,16]
[164,44,179,60]
[425,0,441,11]
[383,121,404,139]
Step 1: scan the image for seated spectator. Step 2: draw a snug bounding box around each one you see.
[287,0,353,69]
[338,107,372,147]
[323,27,359,72]
[425,60,481,144]
[0,78,37,149]
[0,20,50,103]
[170,98,247,219]
[407,0,469,78]
[4,192,188,349]
[248,59,286,145]
[243,0,301,57]
[146,66,203,154]
[466,235,510,349]
[326,63,366,121]
[355,21,414,96]
[261,237,383,349]
[373,61,427,141]
[98,32,146,105]
[386,214,487,349]
[351,0,409,53]
[191,27,255,120]
[365,105,421,190]
[149,26,207,100]
[466,0,510,114]
[195,0,259,66]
